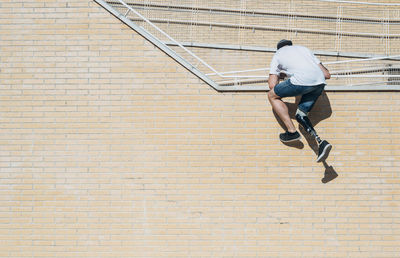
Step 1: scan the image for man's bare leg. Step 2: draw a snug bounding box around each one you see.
[268,89,297,133]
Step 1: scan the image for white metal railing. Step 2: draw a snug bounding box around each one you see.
[118,1,400,24]
[98,0,400,90]
[110,0,400,77]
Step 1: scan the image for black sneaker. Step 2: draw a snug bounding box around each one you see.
[317,140,332,162]
[279,131,301,143]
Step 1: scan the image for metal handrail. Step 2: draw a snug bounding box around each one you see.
[96,0,400,90]
[111,0,400,79]
[127,17,400,38]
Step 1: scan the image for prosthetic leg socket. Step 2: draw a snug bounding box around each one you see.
[295,114,322,144]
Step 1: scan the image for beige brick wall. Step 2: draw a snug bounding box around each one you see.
[1,0,399,257]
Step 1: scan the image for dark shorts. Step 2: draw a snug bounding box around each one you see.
[274,79,325,113]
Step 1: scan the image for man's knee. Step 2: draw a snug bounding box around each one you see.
[268,89,280,101]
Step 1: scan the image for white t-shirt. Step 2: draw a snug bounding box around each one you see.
[269,45,326,86]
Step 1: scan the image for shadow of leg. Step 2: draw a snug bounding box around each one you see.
[321,161,338,184]
[271,93,333,154]
[282,140,304,149]
[295,92,333,158]
[298,126,319,155]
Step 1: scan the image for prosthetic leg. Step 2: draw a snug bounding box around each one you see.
[295,110,332,162]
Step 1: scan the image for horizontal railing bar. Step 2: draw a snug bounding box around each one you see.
[217,75,399,86]
[208,66,400,78]
[202,84,400,92]
[106,1,400,24]
[165,41,400,61]
[129,18,400,38]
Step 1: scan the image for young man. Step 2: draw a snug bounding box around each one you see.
[267,39,332,162]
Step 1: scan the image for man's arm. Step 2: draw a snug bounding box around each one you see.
[319,63,331,80]
[268,74,279,90]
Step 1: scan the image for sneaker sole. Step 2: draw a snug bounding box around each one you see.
[317,143,332,162]
[280,135,301,143]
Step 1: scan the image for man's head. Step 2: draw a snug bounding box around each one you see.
[277,39,293,50]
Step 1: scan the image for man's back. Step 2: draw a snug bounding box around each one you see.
[270,45,326,86]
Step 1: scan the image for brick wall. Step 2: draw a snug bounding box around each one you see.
[0,0,399,257]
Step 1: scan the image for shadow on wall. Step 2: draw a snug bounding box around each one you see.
[322,161,338,184]
[273,91,338,184]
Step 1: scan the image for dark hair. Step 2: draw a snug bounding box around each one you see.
[277,39,293,50]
